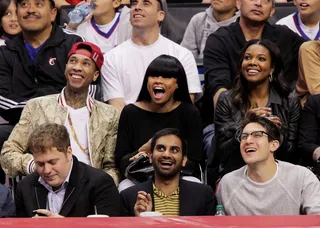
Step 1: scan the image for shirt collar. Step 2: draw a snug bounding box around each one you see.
[38,158,73,193]
[266,87,282,106]
[57,87,95,113]
[152,183,179,198]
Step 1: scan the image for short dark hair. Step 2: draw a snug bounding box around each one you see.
[28,123,70,154]
[241,112,281,142]
[150,128,187,156]
[136,55,192,104]
[0,0,12,36]
[16,0,55,9]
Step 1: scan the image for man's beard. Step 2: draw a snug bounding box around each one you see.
[152,161,182,180]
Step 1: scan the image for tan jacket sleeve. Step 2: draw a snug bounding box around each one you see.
[298,41,320,104]
[0,101,35,177]
[102,108,120,186]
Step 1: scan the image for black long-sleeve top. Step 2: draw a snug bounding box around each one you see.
[115,103,202,178]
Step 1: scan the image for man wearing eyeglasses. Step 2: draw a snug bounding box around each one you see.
[216,113,320,215]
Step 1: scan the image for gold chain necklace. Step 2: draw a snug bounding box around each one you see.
[67,114,89,155]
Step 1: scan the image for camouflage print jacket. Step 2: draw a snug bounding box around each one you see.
[0,89,120,185]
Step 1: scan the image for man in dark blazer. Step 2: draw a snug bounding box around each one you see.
[15,123,122,217]
[121,128,216,216]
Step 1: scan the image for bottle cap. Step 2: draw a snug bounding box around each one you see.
[216,205,224,210]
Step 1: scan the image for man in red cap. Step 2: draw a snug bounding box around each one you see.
[1,42,121,186]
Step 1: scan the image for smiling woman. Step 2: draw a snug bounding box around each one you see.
[0,0,21,46]
[208,39,301,185]
[115,55,203,188]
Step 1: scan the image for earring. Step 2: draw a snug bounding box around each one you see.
[269,73,273,82]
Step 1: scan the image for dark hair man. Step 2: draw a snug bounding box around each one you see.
[121,128,216,216]
[217,113,320,215]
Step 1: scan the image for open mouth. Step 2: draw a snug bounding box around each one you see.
[246,69,260,76]
[300,3,310,7]
[70,73,84,80]
[9,24,19,29]
[159,160,174,168]
[133,14,144,18]
[245,148,257,153]
[153,86,165,99]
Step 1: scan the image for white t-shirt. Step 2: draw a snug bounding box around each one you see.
[76,12,120,54]
[0,39,5,46]
[276,12,320,40]
[101,35,203,104]
[65,106,91,166]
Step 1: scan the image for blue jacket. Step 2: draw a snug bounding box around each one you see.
[0,184,15,217]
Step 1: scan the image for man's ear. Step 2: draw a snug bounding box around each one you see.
[182,155,187,167]
[113,0,122,9]
[236,0,241,10]
[66,146,73,161]
[92,71,99,82]
[270,140,280,153]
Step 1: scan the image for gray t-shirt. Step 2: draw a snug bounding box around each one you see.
[216,161,320,215]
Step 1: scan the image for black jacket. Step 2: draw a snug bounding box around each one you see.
[203,19,305,98]
[120,178,216,216]
[299,94,320,166]
[209,89,301,177]
[15,156,122,217]
[0,25,83,124]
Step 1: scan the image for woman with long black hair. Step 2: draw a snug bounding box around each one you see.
[115,54,202,189]
[210,39,300,182]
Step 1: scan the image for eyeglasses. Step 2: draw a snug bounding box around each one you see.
[236,130,273,142]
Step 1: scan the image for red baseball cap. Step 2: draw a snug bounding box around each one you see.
[67,42,104,71]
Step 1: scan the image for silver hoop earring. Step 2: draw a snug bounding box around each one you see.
[269,73,273,82]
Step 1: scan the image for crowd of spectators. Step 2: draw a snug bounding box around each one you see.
[0,0,318,218]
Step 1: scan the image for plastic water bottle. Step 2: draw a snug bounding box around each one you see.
[68,2,96,24]
[215,205,225,216]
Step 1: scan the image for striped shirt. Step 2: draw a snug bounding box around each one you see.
[153,183,179,216]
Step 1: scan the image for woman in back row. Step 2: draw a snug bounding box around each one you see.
[209,39,301,186]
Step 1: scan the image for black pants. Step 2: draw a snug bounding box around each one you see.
[0,124,15,184]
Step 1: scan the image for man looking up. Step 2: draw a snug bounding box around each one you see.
[217,114,320,215]
[1,42,120,185]
[121,128,216,216]
[0,0,84,164]
[101,0,202,112]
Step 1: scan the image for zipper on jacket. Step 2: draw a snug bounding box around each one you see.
[59,187,75,212]
[34,187,40,209]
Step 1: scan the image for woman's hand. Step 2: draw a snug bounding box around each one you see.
[129,151,148,161]
[129,139,152,161]
[266,115,282,128]
[249,107,272,116]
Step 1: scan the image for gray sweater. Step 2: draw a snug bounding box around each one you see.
[181,6,239,59]
[216,161,320,215]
